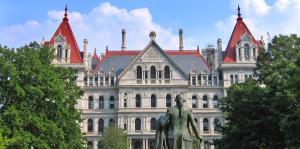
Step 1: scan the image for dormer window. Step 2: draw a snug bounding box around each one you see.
[244,44,250,60]
[57,45,63,60]
[136,66,142,79]
[150,66,156,79]
[164,66,170,79]
[253,48,256,59]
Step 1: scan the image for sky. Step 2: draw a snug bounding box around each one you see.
[0,0,299,54]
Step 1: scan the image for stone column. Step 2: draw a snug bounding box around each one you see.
[94,118,98,134]
[241,46,245,61]
[145,138,149,149]
[94,140,98,149]
[210,117,214,134]
[200,118,203,134]
[235,47,239,62]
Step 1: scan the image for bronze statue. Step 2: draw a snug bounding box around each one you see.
[155,93,202,149]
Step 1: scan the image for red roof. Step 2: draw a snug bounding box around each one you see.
[223,7,262,63]
[49,9,83,63]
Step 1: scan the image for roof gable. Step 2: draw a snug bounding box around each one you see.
[117,40,187,79]
[223,6,261,63]
[49,12,83,64]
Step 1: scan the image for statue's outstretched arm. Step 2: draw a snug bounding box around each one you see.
[188,109,202,142]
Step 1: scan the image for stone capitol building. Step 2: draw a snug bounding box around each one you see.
[43,5,263,149]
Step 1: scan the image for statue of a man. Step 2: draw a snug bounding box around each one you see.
[155,94,202,149]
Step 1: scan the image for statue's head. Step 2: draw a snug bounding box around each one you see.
[175,93,185,106]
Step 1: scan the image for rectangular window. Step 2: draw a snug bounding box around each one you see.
[202,76,208,86]
[230,75,234,85]
[110,77,114,86]
[235,75,239,83]
[94,76,98,86]
[89,77,93,86]
[192,76,196,86]
[213,76,218,86]
[158,71,162,79]
[124,99,127,108]
[145,71,148,79]
[105,76,109,86]
[99,77,104,86]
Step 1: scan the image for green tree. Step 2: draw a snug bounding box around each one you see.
[99,125,128,149]
[257,34,300,148]
[218,34,300,148]
[0,42,84,148]
[218,80,285,148]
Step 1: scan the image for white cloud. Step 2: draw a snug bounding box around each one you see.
[216,0,300,45]
[0,2,197,54]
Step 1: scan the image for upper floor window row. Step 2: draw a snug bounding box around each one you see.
[191,73,221,86]
[136,65,171,80]
[84,75,116,87]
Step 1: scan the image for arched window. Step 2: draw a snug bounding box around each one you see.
[137,66,142,79]
[214,118,220,132]
[109,96,114,109]
[253,48,256,58]
[123,123,127,130]
[164,66,170,79]
[87,119,93,132]
[151,94,157,108]
[57,45,62,59]
[135,118,141,131]
[150,66,156,79]
[213,95,218,108]
[244,44,250,60]
[203,118,209,132]
[166,94,172,107]
[203,95,208,108]
[88,96,94,109]
[136,94,141,108]
[109,119,115,126]
[98,141,103,149]
[150,118,156,130]
[65,49,68,59]
[192,95,197,108]
[87,141,93,149]
[98,119,104,133]
[99,96,104,109]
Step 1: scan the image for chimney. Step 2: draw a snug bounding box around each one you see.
[149,31,156,40]
[179,29,184,51]
[83,39,88,62]
[121,29,126,50]
[215,38,222,69]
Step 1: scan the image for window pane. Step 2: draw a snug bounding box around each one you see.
[192,95,197,108]
[166,94,171,107]
[151,94,156,107]
[136,94,141,108]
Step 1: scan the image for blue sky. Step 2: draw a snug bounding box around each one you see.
[0,0,298,54]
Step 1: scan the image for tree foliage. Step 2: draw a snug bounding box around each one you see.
[0,42,84,148]
[99,125,128,149]
[218,34,300,148]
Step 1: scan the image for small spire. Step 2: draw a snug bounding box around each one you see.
[94,48,97,54]
[197,45,200,51]
[237,4,242,21]
[63,4,69,21]
[106,45,109,52]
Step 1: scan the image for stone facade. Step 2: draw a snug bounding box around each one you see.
[45,5,263,149]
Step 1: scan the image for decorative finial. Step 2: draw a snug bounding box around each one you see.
[94,48,97,54]
[149,31,156,40]
[106,45,109,52]
[63,4,68,21]
[237,4,242,20]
